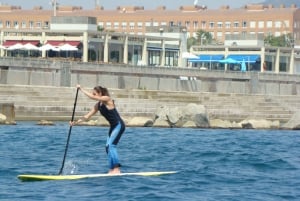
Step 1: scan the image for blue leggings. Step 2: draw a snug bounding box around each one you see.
[106,122,125,169]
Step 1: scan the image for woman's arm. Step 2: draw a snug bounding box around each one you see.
[77,85,110,102]
[70,104,98,126]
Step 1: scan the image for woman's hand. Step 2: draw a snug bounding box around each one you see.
[69,118,83,126]
[69,121,76,126]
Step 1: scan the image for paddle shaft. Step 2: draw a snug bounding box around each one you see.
[58,88,79,175]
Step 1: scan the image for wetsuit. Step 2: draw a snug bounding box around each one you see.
[98,102,125,169]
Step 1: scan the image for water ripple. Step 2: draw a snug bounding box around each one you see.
[1,124,300,200]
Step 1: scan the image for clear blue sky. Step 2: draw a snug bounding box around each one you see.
[3,0,263,10]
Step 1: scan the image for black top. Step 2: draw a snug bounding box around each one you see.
[97,102,122,127]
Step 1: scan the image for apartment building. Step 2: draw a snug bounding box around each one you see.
[0,3,299,45]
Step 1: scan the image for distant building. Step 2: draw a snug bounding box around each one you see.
[0,3,299,45]
[0,3,299,73]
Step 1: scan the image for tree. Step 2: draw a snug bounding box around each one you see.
[186,30,214,51]
[195,30,213,45]
[264,34,293,47]
[187,37,197,51]
[97,26,105,32]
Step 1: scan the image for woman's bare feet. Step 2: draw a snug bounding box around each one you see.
[108,167,121,175]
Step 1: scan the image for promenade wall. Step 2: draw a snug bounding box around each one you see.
[1,57,300,96]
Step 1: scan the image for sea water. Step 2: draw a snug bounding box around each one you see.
[1,122,300,201]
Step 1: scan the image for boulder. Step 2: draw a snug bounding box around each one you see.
[153,103,209,128]
[240,119,276,129]
[127,117,153,127]
[94,116,110,126]
[153,119,170,127]
[231,121,242,129]
[0,113,7,124]
[180,103,209,128]
[182,121,197,128]
[155,106,170,121]
[209,119,233,129]
[37,120,54,125]
[281,112,300,130]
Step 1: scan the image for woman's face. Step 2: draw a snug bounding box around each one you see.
[93,89,101,96]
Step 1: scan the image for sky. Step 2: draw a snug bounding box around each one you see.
[2,0,264,10]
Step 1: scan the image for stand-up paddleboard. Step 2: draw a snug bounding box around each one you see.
[18,171,177,182]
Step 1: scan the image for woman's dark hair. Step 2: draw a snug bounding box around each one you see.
[94,86,110,96]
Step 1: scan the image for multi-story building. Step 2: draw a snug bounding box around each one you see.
[0,3,299,45]
[0,3,299,73]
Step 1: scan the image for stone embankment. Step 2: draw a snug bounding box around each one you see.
[1,84,299,129]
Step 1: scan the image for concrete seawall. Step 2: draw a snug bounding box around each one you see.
[0,57,300,127]
[1,57,300,95]
[0,84,298,127]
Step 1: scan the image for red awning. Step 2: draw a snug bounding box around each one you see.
[46,41,81,47]
[3,40,39,47]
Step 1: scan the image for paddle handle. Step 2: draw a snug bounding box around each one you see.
[58,87,79,175]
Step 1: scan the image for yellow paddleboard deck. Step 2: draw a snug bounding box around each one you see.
[18,171,177,182]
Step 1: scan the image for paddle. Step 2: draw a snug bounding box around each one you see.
[58,88,79,175]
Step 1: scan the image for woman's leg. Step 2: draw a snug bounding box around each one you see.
[106,123,123,173]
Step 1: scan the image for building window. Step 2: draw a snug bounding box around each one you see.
[0,21,2,28]
[6,21,10,28]
[114,22,119,29]
[225,22,231,28]
[145,22,151,27]
[177,21,182,26]
[233,21,239,28]
[122,22,127,29]
[44,21,49,28]
[29,21,34,29]
[14,21,19,29]
[185,21,190,28]
[21,21,26,28]
[36,22,42,29]
[242,21,247,28]
[161,22,167,26]
[137,22,143,29]
[209,22,214,28]
[165,51,178,67]
[148,50,160,66]
[266,21,272,28]
[250,21,256,28]
[283,20,289,28]
[217,22,223,28]
[153,22,159,26]
[169,21,174,26]
[201,21,206,28]
[98,22,104,29]
[275,21,281,28]
[193,21,198,29]
[258,21,264,28]
[129,22,135,29]
[106,22,112,29]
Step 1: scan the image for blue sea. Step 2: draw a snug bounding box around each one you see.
[1,122,300,201]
